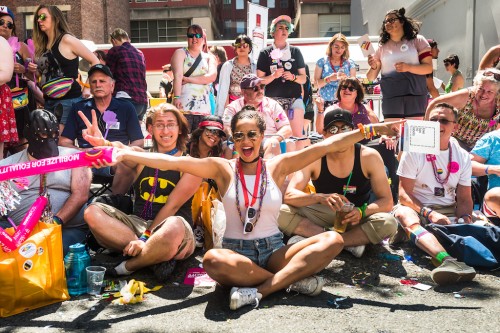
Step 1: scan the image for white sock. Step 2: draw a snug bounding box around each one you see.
[114,260,134,275]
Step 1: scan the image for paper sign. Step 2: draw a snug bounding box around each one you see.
[433,76,443,89]
[183,268,216,287]
[357,34,375,57]
[399,120,440,155]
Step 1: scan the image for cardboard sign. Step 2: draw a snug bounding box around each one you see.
[357,34,375,57]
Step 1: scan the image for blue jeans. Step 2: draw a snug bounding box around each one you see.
[44,96,83,125]
[222,233,285,268]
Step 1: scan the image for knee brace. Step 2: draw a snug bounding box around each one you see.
[406,224,429,245]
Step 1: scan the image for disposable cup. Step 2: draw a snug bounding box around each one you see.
[86,266,106,295]
[334,202,355,233]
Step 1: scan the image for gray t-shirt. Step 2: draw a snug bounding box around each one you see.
[0,147,86,228]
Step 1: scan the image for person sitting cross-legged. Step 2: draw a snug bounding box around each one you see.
[278,109,398,258]
[391,102,476,285]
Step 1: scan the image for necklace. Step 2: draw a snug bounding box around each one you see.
[329,58,344,73]
[140,147,179,219]
[426,143,453,185]
[235,158,267,228]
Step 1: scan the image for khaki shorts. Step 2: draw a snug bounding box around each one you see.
[278,204,397,244]
[392,204,456,226]
[90,202,195,260]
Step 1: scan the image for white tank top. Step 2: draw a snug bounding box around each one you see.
[222,161,282,240]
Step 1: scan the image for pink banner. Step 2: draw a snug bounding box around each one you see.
[0,148,114,182]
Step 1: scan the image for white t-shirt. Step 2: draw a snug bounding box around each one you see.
[397,138,472,206]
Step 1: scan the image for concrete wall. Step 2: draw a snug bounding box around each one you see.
[351,0,500,87]
[300,14,319,37]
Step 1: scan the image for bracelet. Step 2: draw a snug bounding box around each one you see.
[53,215,63,225]
[419,206,433,221]
[357,123,368,139]
[357,207,363,219]
[139,229,152,242]
[173,95,180,99]
[317,110,324,114]
[273,134,285,141]
[485,166,489,175]
[359,203,368,218]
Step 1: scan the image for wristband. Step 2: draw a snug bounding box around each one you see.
[53,215,63,225]
[485,166,489,175]
[356,208,363,219]
[359,203,368,218]
[317,110,325,114]
[173,95,180,99]
[139,229,152,242]
[273,134,285,142]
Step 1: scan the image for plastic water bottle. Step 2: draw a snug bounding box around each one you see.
[64,243,91,296]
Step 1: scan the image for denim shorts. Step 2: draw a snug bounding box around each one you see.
[222,233,285,268]
[44,96,83,125]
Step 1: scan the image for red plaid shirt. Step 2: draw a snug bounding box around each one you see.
[107,42,147,104]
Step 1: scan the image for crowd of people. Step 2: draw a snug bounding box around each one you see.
[0,4,499,311]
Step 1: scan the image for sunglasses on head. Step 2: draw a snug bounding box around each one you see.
[187,33,203,39]
[429,117,455,125]
[245,84,265,92]
[340,85,356,92]
[484,70,500,81]
[383,17,400,24]
[37,13,47,21]
[232,130,260,142]
[0,19,13,29]
[327,124,352,135]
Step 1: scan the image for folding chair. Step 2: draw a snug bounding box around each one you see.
[88,175,114,203]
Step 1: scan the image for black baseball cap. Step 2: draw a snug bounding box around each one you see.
[324,108,354,130]
[88,64,114,79]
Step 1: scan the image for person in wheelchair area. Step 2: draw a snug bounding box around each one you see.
[471,128,500,226]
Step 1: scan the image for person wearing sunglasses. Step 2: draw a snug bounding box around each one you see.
[442,54,464,94]
[391,103,477,285]
[426,68,500,151]
[257,15,308,150]
[279,108,398,259]
[216,35,256,117]
[313,33,356,111]
[82,104,201,282]
[222,74,291,158]
[106,28,148,121]
[81,106,403,310]
[171,24,217,132]
[28,5,99,133]
[366,8,433,123]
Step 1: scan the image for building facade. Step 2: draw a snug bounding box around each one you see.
[297,0,351,38]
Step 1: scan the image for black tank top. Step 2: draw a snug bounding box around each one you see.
[312,143,371,207]
[132,162,193,225]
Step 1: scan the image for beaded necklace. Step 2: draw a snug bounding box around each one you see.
[140,147,179,219]
[235,158,267,228]
[426,143,453,185]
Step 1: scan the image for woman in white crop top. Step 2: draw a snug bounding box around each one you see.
[82,107,402,310]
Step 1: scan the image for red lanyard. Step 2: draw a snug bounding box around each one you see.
[237,158,261,208]
[329,59,344,73]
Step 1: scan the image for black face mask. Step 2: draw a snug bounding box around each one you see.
[24,109,60,160]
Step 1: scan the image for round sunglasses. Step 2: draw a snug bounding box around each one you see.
[0,19,13,29]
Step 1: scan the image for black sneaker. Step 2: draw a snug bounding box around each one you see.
[151,260,177,282]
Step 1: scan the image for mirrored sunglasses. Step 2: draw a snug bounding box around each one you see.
[328,124,352,134]
[187,33,203,39]
[37,13,47,21]
[232,130,260,142]
[234,43,249,49]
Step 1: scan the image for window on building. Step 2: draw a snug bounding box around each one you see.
[267,0,275,8]
[236,21,245,34]
[223,0,231,4]
[318,14,351,37]
[236,0,244,10]
[24,14,34,40]
[251,0,259,3]
[280,0,288,8]
[224,20,232,35]
[131,19,190,43]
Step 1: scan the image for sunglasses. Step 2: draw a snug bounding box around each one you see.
[245,84,265,92]
[205,128,222,137]
[484,70,500,81]
[234,42,249,49]
[328,124,352,134]
[243,207,257,234]
[0,19,13,29]
[429,118,455,125]
[187,33,203,39]
[340,86,356,92]
[37,13,47,22]
[383,17,400,24]
[232,130,260,142]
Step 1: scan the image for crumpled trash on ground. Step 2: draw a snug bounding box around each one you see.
[327,296,352,309]
[112,279,162,305]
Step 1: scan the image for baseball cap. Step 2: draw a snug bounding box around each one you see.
[240,74,263,89]
[324,108,354,130]
[0,6,14,20]
[271,15,292,26]
[198,117,226,138]
[88,64,114,79]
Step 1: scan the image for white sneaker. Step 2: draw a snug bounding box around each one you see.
[229,287,262,310]
[287,235,306,245]
[345,245,366,258]
[287,276,325,296]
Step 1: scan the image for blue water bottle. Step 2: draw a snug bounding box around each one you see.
[64,243,91,296]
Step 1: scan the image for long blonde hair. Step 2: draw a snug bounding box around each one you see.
[33,5,73,58]
[326,33,350,61]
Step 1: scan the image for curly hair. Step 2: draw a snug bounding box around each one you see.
[230,109,266,134]
[145,103,189,152]
[379,8,421,45]
[33,5,73,58]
